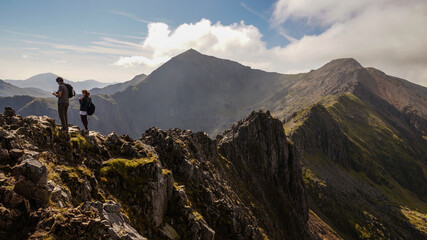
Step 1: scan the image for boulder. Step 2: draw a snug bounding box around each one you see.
[11,158,51,206]
[50,183,71,208]
[83,201,146,240]
[12,158,48,185]
[3,107,15,117]
[9,149,24,161]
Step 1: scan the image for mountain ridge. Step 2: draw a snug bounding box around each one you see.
[90,74,147,95]
[0,107,312,239]
[0,79,52,98]
[6,73,113,93]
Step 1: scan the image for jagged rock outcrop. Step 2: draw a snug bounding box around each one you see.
[218,111,308,239]
[142,110,309,239]
[0,107,310,239]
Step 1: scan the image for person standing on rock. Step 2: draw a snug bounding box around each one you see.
[52,77,69,132]
[79,89,91,134]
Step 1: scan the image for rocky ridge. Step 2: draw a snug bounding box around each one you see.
[0,107,310,240]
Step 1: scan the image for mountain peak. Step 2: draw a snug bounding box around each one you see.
[181,48,201,56]
[320,58,363,71]
[172,48,204,61]
[27,72,58,80]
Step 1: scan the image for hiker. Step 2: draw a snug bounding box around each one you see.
[79,89,91,133]
[52,77,69,132]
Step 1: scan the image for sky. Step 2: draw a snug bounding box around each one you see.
[0,0,426,86]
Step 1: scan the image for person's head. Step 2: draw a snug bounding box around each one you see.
[56,77,64,85]
[82,89,90,97]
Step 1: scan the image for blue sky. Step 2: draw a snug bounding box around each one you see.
[0,0,426,86]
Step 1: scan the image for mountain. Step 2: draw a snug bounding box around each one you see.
[103,50,427,139]
[0,108,311,239]
[279,58,427,239]
[0,79,51,98]
[285,93,426,239]
[1,49,426,238]
[102,49,299,136]
[90,73,147,95]
[6,73,113,93]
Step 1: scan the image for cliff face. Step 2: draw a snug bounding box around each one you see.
[0,107,309,240]
[217,111,307,239]
[141,110,309,240]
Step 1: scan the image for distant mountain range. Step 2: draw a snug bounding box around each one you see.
[0,49,426,238]
[5,73,114,94]
[90,73,146,95]
[0,79,52,97]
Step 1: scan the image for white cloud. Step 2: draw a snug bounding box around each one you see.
[272,0,374,26]
[269,0,427,86]
[21,54,33,59]
[20,38,146,57]
[114,55,170,68]
[0,29,50,39]
[111,11,151,24]
[52,59,66,64]
[113,19,268,69]
[12,1,424,86]
[112,6,427,87]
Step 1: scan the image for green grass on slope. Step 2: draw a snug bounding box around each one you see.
[323,93,426,204]
[287,93,427,207]
[285,93,427,238]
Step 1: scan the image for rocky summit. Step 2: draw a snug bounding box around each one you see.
[0,107,314,240]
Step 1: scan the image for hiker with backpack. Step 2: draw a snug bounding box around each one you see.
[79,89,92,134]
[53,77,73,132]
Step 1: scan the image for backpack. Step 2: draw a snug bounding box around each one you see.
[87,99,95,116]
[64,83,75,98]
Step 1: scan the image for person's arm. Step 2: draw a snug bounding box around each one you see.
[53,86,63,98]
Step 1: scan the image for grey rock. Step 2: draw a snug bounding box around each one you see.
[13,179,51,206]
[8,149,24,160]
[83,201,146,240]
[159,223,180,240]
[12,158,48,185]
[13,179,35,199]
[0,149,10,162]
[3,107,15,117]
[50,182,71,207]
[23,149,40,159]
[32,184,51,205]
[200,225,215,240]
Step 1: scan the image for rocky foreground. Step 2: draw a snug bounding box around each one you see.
[0,107,315,240]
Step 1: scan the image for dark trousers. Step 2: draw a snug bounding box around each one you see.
[80,115,88,130]
[58,102,69,130]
